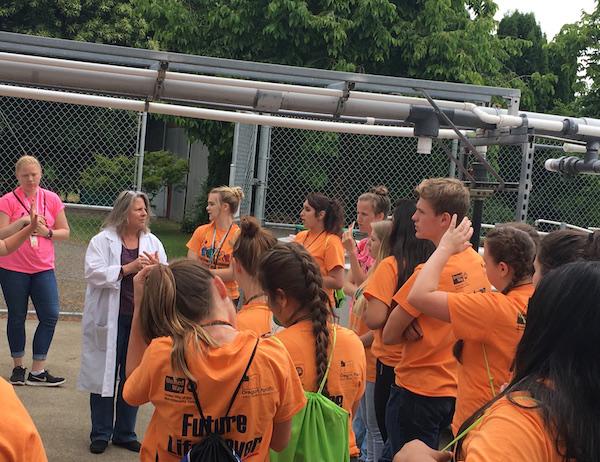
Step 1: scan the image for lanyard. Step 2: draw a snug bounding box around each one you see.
[302,230,325,250]
[13,189,46,218]
[210,222,233,268]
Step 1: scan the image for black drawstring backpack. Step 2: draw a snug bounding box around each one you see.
[180,339,259,462]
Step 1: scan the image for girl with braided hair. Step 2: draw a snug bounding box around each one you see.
[295,192,345,306]
[258,243,366,461]
[403,218,536,435]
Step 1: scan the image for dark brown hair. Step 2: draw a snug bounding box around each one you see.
[484,226,536,294]
[232,216,277,274]
[258,243,332,395]
[306,192,344,235]
[537,229,600,277]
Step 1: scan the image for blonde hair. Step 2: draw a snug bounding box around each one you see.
[102,190,150,236]
[15,155,42,174]
[210,186,244,215]
[353,220,393,317]
[139,260,220,382]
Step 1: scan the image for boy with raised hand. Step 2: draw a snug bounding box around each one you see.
[380,178,490,460]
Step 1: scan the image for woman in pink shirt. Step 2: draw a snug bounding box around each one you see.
[0,156,70,387]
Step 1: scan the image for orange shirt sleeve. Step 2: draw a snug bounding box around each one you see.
[263,337,308,423]
[0,378,47,462]
[462,398,558,462]
[448,292,502,342]
[186,224,208,254]
[123,340,162,407]
[364,257,397,306]
[324,234,345,272]
[391,266,423,318]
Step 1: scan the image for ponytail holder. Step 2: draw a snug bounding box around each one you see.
[588,232,594,243]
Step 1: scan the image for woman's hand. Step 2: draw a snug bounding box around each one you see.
[402,319,423,342]
[394,440,452,462]
[123,254,153,275]
[438,215,473,256]
[342,221,357,253]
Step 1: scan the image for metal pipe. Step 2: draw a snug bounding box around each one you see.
[255,125,271,223]
[0,84,472,138]
[136,112,148,191]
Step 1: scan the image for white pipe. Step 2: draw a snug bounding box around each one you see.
[563,143,587,153]
[64,203,112,212]
[0,84,470,139]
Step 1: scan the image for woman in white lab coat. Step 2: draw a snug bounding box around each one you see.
[78,191,167,455]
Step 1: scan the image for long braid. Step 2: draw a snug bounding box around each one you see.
[289,244,333,395]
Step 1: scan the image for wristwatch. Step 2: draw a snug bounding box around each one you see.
[46,229,53,239]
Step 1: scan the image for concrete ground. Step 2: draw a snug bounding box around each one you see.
[0,317,153,462]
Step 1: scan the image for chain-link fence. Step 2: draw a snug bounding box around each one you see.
[0,94,140,312]
[529,136,600,232]
[264,128,455,227]
[261,129,599,233]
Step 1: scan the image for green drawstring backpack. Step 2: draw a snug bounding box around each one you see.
[271,327,350,462]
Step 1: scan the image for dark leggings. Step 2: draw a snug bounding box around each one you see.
[373,359,396,442]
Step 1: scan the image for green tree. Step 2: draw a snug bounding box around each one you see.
[142,150,188,218]
[0,0,151,47]
[378,0,521,85]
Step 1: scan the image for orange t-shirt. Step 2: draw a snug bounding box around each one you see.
[448,283,534,434]
[349,309,377,383]
[0,377,47,462]
[392,248,490,398]
[123,331,306,462]
[295,230,344,305]
[460,394,565,462]
[237,301,273,337]
[363,256,404,367]
[275,321,366,458]
[187,222,240,299]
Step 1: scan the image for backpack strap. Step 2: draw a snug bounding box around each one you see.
[187,337,260,427]
[224,338,260,417]
[317,325,337,395]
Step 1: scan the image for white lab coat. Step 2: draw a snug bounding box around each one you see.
[77,227,167,397]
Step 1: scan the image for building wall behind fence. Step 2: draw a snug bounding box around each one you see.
[0,95,140,313]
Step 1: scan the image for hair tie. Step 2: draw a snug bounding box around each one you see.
[588,232,594,243]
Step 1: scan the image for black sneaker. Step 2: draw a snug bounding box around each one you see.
[9,366,26,385]
[90,440,109,454]
[25,370,66,387]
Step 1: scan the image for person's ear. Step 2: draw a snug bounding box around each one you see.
[231,257,241,275]
[212,275,228,300]
[498,261,510,277]
[317,210,326,222]
[271,288,287,311]
[440,212,452,227]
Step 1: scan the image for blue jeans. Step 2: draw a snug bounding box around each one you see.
[90,314,138,443]
[352,391,367,460]
[362,381,384,462]
[0,268,60,361]
[380,385,455,462]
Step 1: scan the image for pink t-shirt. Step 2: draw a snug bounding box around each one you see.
[356,237,375,273]
[0,187,64,274]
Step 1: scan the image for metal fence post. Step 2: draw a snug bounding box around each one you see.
[515,137,535,222]
[135,111,148,191]
[255,125,271,223]
[448,139,458,178]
